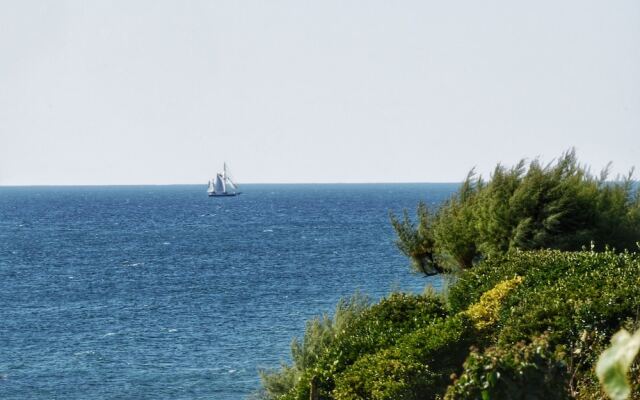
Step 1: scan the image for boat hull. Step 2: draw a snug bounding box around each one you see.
[208,192,241,197]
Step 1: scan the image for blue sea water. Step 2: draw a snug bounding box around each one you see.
[0,184,457,399]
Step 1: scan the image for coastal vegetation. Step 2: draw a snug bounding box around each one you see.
[256,152,640,400]
[390,150,640,274]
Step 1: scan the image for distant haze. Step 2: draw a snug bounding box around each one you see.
[1,1,639,185]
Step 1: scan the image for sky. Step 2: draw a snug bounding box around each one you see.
[1,0,639,185]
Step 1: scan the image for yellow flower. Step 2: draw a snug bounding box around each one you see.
[464,276,524,330]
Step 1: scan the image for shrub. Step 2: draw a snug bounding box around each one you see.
[259,365,300,400]
[265,250,640,399]
[288,292,449,400]
[463,275,524,331]
[497,251,640,346]
[257,292,370,399]
[318,292,449,376]
[332,347,434,400]
[333,315,474,400]
[445,334,569,400]
[447,250,640,398]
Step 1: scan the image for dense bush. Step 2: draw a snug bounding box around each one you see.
[445,334,570,400]
[261,250,640,400]
[448,250,640,345]
[449,250,640,398]
[318,292,449,373]
[392,150,640,272]
[275,292,449,400]
[333,315,474,400]
[332,346,434,400]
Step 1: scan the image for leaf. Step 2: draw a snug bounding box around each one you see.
[596,328,640,400]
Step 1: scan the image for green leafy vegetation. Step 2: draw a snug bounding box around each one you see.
[445,334,570,400]
[333,315,473,400]
[390,202,440,275]
[392,150,640,273]
[257,292,371,400]
[597,328,640,400]
[286,292,450,400]
[258,250,640,399]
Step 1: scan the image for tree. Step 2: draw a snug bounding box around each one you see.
[389,202,443,275]
[392,150,640,275]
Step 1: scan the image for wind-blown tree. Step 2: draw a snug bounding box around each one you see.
[432,170,483,269]
[393,150,640,273]
[389,202,442,275]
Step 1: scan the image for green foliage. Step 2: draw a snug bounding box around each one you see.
[332,347,434,400]
[392,150,640,273]
[263,250,640,400]
[290,293,371,372]
[257,292,371,400]
[432,170,482,269]
[597,328,640,400]
[390,202,441,275]
[285,292,449,400]
[259,365,300,400]
[333,315,473,400]
[445,334,570,400]
[448,250,640,398]
[448,250,640,344]
[499,253,640,347]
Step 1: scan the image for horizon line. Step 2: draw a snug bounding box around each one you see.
[0,181,463,188]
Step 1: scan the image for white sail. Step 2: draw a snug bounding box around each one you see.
[223,163,239,193]
[207,179,215,194]
[226,178,237,191]
[214,174,225,193]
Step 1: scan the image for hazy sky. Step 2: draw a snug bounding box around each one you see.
[1,1,639,185]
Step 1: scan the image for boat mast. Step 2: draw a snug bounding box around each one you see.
[223,162,227,194]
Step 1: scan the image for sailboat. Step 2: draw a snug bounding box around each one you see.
[208,163,241,197]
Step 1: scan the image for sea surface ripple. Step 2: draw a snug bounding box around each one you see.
[0,184,456,399]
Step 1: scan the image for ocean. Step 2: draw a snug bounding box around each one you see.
[0,184,457,399]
